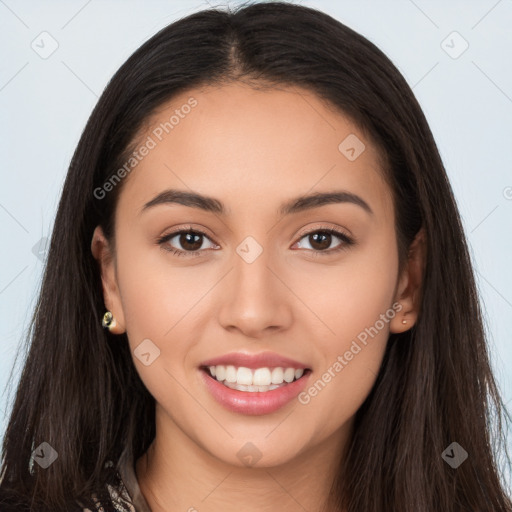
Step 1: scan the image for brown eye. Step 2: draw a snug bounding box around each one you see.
[157,229,217,257]
[295,228,354,255]
[307,232,335,251]
[176,232,203,251]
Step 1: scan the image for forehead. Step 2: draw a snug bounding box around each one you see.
[117,82,393,222]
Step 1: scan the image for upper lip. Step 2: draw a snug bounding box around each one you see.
[200,351,310,370]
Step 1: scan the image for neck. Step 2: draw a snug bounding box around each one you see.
[136,406,351,512]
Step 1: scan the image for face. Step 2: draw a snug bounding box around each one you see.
[92,82,417,468]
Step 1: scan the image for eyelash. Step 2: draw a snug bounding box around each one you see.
[156,225,355,258]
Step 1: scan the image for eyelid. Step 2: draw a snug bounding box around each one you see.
[157,224,216,242]
[156,224,218,253]
[292,224,355,256]
[295,222,353,240]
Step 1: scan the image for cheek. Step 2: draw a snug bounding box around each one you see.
[113,241,205,414]
[294,232,398,429]
[289,225,398,344]
[115,235,209,342]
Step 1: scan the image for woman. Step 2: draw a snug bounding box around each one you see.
[1,2,510,511]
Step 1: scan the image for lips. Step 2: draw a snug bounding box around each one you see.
[199,351,312,415]
[200,369,311,415]
[200,351,309,370]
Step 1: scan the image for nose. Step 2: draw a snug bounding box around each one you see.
[217,248,293,339]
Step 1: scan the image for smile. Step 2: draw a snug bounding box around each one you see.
[199,355,312,415]
[205,365,306,392]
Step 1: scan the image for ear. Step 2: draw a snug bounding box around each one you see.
[91,225,126,334]
[389,227,427,333]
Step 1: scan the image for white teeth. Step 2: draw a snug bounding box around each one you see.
[283,368,295,383]
[215,365,226,381]
[208,365,307,387]
[225,365,237,383]
[271,367,284,384]
[253,368,272,386]
[236,367,253,385]
[223,381,284,392]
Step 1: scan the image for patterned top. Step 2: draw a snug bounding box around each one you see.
[81,479,136,512]
[81,456,152,512]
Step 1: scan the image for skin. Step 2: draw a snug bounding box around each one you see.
[91,82,425,512]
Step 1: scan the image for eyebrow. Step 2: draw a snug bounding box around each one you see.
[141,189,373,217]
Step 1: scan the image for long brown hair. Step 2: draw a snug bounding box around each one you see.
[1,2,510,510]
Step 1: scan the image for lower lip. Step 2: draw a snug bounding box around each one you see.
[200,369,311,415]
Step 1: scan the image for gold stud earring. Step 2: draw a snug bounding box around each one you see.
[102,311,117,330]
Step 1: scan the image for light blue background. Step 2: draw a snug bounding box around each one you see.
[1,0,511,479]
